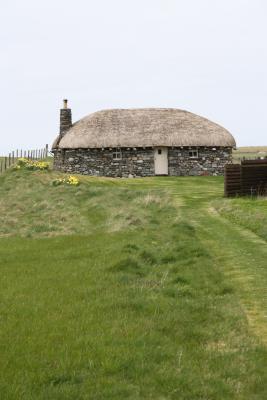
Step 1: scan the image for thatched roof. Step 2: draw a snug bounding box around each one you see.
[53,108,236,149]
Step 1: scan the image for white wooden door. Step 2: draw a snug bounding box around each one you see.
[154,147,168,175]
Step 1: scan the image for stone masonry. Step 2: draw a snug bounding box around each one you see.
[168,147,232,176]
[60,106,72,136]
[53,147,232,177]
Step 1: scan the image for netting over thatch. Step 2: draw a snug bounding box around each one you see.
[53,108,235,149]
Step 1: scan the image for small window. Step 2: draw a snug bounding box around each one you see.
[112,148,122,160]
[189,149,198,158]
[158,149,162,155]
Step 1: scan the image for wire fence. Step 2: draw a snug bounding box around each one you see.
[0,144,49,174]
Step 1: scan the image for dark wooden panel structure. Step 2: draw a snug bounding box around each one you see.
[224,164,242,197]
[225,160,267,197]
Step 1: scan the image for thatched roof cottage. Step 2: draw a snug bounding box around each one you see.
[52,100,235,177]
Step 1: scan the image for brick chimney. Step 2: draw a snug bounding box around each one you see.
[60,99,72,136]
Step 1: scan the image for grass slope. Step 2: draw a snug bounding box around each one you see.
[213,197,267,241]
[0,170,175,237]
[0,169,266,399]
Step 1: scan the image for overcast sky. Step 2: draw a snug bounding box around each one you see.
[1,0,266,154]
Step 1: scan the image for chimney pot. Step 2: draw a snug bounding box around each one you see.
[63,99,68,109]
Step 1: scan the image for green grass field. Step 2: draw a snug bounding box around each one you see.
[233,146,267,162]
[0,168,266,399]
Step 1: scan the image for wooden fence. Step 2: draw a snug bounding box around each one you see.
[225,159,267,197]
[0,144,49,175]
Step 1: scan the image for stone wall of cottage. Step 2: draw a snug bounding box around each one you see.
[53,148,155,177]
[53,147,232,177]
[168,147,232,176]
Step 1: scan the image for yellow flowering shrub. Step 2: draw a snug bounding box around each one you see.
[16,158,49,170]
[67,176,80,185]
[12,165,21,170]
[52,175,80,186]
[17,158,28,166]
[35,161,50,170]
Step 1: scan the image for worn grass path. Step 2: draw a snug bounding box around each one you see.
[132,177,267,345]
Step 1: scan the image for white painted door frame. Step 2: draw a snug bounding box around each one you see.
[154,147,168,175]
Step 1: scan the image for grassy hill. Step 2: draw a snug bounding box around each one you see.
[0,168,266,399]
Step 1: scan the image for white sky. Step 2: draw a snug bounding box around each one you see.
[1,0,266,154]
